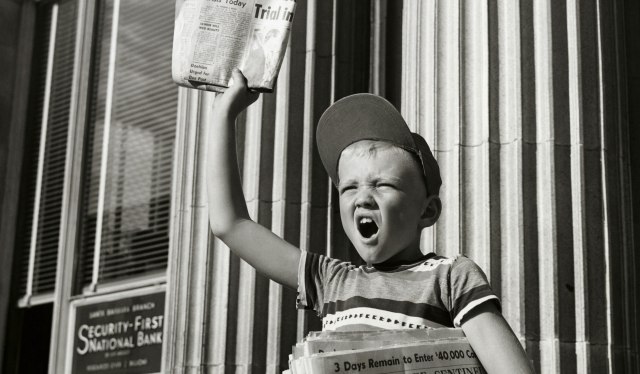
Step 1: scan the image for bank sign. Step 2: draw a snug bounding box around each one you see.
[71,291,165,374]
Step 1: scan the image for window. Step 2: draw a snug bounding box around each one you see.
[76,0,178,292]
[17,0,178,303]
[18,0,78,306]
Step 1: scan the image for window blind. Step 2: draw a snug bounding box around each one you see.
[77,0,178,290]
[19,0,78,304]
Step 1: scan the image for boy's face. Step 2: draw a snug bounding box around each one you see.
[337,142,428,265]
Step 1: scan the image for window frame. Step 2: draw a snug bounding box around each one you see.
[47,0,94,370]
[38,0,177,371]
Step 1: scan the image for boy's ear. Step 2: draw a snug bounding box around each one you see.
[420,195,441,228]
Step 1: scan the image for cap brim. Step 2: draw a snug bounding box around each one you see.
[317,94,414,179]
[316,93,441,196]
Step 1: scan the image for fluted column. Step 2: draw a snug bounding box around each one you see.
[163,1,636,373]
[402,0,635,373]
[163,88,214,374]
[163,1,334,372]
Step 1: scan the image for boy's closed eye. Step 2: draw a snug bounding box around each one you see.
[375,182,397,189]
[338,180,402,195]
[338,184,357,195]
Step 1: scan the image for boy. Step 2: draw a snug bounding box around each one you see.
[207,69,534,373]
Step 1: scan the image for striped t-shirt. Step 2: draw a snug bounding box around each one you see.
[297,251,499,331]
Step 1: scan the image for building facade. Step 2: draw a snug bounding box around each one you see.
[1,0,639,373]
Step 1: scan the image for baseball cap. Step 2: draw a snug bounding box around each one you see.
[316,93,442,197]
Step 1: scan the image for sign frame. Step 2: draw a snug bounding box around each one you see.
[64,285,166,374]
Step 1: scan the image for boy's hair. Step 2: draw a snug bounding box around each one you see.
[341,139,413,158]
[316,94,442,197]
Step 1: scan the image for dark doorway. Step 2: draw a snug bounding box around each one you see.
[3,303,53,374]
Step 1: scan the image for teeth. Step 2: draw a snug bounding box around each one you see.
[359,217,373,224]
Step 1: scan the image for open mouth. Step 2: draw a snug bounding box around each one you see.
[357,217,379,238]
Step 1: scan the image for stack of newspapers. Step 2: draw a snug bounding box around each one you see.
[285,328,486,374]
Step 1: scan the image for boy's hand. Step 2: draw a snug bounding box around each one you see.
[213,68,260,118]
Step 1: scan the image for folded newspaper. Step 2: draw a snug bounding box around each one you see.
[286,329,486,374]
[172,0,296,92]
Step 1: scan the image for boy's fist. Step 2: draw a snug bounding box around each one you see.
[213,68,260,118]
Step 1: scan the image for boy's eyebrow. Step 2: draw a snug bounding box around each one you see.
[337,179,356,189]
[379,175,403,183]
[372,176,403,184]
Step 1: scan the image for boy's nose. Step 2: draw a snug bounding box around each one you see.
[354,189,375,208]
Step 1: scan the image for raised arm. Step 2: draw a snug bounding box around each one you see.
[207,68,300,289]
[461,302,536,373]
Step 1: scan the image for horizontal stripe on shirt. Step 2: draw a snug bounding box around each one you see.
[322,296,453,327]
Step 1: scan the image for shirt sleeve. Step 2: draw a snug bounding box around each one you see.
[448,256,501,327]
[296,251,343,315]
